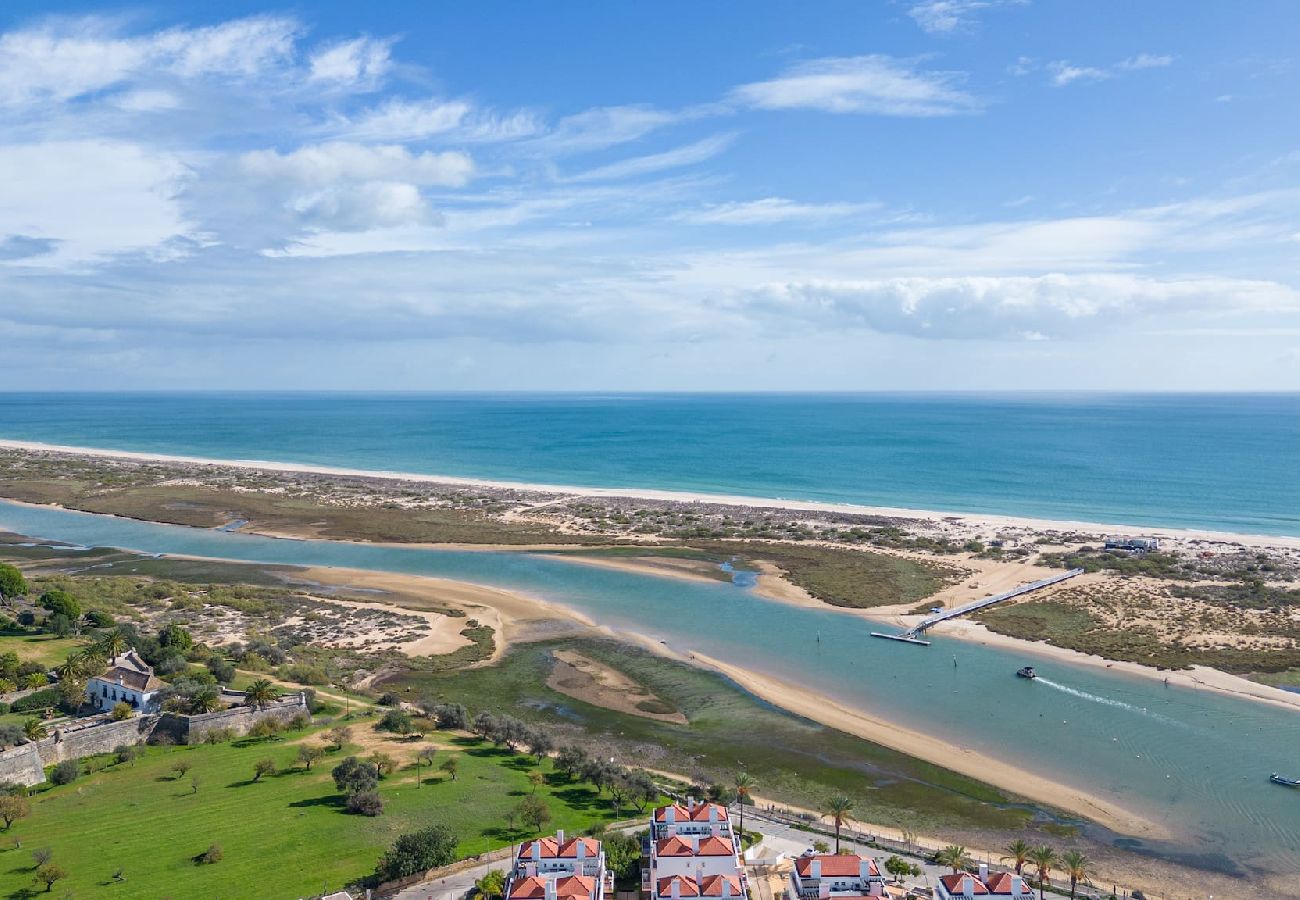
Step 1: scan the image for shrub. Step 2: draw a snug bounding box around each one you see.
[280,663,329,685]
[288,712,310,730]
[247,718,281,740]
[0,724,23,749]
[206,657,236,684]
[378,692,402,706]
[197,843,223,865]
[38,590,80,621]
[84,610,115,628]
[114,744,143,765]
[430,702,468,730]
[46,614,73,637]
[0,563,27,599]
[375,824,458,881]
[12,688,58,713]
[203,727,236,745]
[49,760,80,786]
[158,623,193,651]
[110,702,133,721]
[347,789,384,816]
[252,758,277,782]
[378,709,413,734]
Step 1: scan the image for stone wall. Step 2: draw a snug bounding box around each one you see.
[39,714,156,766]
[0,743,45,788]
[161,693,310,745]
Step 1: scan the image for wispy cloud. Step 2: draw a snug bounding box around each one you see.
[908,0,1026,35]
[731,55,980,116]
[565,134,734,182]
[1049,53,1174,86]
[676,198,877,225]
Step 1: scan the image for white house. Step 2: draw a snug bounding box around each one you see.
[506,832,611,900]
[787,854,886,900]
[935,867,1034,900]
[85,650,164,714]
[647,801,745,900]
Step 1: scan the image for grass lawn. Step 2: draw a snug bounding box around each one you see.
[0,718,632,899]
[0,632,86,670]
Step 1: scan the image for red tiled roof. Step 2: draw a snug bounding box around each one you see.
[657,875,744,898]
[793,855,879,878]
[983,873,1027,896]
[654,802,728,823]
[509,875,596,900]
[518,837,601,860]
[939,874,989,896]
[656,837,695,857]
[695,836,734,856]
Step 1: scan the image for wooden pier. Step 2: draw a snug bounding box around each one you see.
[870,567,1085,646]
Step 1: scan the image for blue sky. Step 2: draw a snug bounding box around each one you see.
[1,1,1299,390]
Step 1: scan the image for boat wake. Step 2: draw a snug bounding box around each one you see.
[1035,677,1188,728]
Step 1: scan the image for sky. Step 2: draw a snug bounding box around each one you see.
[1,1,1299,391]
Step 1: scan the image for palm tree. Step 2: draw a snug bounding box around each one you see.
[733,772,756,838]
[819,794,854,854]
[244,679,279,710]
[98,629,128,664]
[1061,850,1089,899]
[22,718,47,742]
[190,686,221,714]
[934,845,970,874]
[1028,846,1058,900]
[1001,839,1031,875]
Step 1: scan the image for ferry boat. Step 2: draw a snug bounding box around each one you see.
[1015,666,1037,680]
[1270,773,1300,787]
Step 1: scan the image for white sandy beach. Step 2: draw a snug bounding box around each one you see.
[3,437,1298,550]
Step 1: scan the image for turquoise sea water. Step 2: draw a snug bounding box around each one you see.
[0,501,1296,883]
[0,392,1297,534]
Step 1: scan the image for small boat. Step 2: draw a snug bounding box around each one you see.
[1016,666,1037,680]
[1270,773,1300,787]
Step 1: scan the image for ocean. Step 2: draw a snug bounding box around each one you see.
[1,392,1297,534]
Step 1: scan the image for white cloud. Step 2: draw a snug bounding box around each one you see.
[341,98,471,140]
[731,55,979,116]
[238,142,474,187]
[565,134,734,182]
[0,140,191,263]
[1049,53,1173,86]
[908,1,1025,34]
[307,37,392,85]
[677,197,876,225]
[735,275,1298,340]
[532,105,683,153]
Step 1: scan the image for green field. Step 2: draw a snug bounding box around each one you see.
[0,718,634,899]
[0,633,86,670]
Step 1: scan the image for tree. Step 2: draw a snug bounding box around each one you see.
[0,564,27,600]
[516,794,551,834]
[158,623,193,652]
[371,751,396,779]
[376,824,458,881]
[431,702,468,730]
[0,794,29,830]
[819,795,854,854]
[297,745,324,770]
[46,614,73,638]
[1002,839,1031,875]
[1061,850,1090,899]
[244,679,279,709]
[98,629,128,663]
[475,869,507,900]
[883,856,920,882]
[252,758,277,782]
[327,725,351,751]
[34,863,66,892]
[31,848,53,867]
[935,845,970,874]
[347,790,384,816]
[1028,846,1058,900]
[333,756,378,795]
[440,756,459,781]
[555,745,587,779]
[528,771,544,794]
[190,686,220,714]
[733,772,756,837]
[38,590,80,621]
[526,729,553,763]
[172,761,192,780]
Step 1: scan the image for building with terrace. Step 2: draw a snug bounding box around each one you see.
[786,854,886,900]
[645,801,745,900]
[506,832,611,900]
[935,867,1034,900]
[85,650,163,714]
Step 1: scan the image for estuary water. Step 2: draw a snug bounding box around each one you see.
[0,500,1296,881]
[0,392,1298,535]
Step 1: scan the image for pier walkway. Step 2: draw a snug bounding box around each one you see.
[871,567,1085,646]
